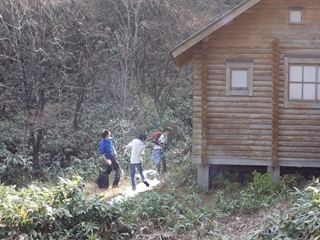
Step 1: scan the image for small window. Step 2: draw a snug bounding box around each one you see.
[289,6,304,24]
[284,56,320,108]
[226,60,254,96]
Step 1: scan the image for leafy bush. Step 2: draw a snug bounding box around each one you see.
[0,156,308,240]
[109,188,220,238]
[0,176,110,239]
[216,172,301,214]
[250,178,320,240]
[0,174,221,239]
[0,151,33,187]
[278,179,320,239]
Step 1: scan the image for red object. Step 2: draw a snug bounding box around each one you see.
[149,131,162,145]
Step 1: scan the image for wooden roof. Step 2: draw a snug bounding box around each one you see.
[169,0,261,68]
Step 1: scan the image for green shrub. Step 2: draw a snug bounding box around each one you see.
[250,179,320,240]
[216,172,300,214]
[111,188,219,238]
[280,180,320,239]
[0,176,111,239]
[0,152,33,187]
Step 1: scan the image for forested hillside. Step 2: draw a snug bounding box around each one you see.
[0,0,243,185]
[2,1,320,240]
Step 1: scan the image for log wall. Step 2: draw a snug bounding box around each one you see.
[192,0,320,167]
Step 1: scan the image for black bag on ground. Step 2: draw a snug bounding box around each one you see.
[96,172,109,189]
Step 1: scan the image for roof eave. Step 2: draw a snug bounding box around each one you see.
[169,0,261,68]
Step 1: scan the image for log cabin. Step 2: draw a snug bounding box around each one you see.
[170,0,320,190]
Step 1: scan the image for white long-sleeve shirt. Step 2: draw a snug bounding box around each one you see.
[154,133,167,150]
[125,139,145,164]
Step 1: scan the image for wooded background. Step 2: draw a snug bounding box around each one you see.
[0,0,242,184]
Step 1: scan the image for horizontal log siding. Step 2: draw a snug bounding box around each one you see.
[207,1,279,166]
[274,1,320,167]
[205,44,273,165]
[192,0,320,167]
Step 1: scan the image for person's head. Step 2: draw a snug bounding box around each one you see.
[101,129,111,140]
[163,127,171,136]
[138,133,147,142]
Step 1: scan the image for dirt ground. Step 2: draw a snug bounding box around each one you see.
[83,178,131,200]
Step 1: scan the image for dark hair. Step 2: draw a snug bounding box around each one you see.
[138,134,147,141]
[101,129,110,139]
[164,127,171,132]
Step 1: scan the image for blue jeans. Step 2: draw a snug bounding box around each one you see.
[151,148,164,164]
[152,148,166,174]
[130,163,145,188]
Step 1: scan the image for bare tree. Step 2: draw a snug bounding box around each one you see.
[102,0,185,130]
[0,0,110,171]
[1,0,56,172]
[0,0,243,175]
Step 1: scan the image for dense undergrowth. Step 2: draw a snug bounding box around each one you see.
[251,177,320,240]
[1,154,319,240]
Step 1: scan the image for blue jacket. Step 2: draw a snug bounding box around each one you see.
[99,138,114,159]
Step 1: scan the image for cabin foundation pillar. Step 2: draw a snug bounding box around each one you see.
[267,165,280,181]
[197,164,209,192]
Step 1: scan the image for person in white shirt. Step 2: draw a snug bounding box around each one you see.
[151,127,171,175]
[124,134,150,190]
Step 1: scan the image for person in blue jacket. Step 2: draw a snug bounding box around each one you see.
[99,129,121,188]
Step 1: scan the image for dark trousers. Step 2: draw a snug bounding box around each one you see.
[105,156,121,187]
[156,154,167,174]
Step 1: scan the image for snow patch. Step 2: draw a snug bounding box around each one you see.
[107,169,161,204]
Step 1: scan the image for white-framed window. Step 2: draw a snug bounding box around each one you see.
[225,60,254,96]
[289,6,304,24]
[284,56,320,108]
